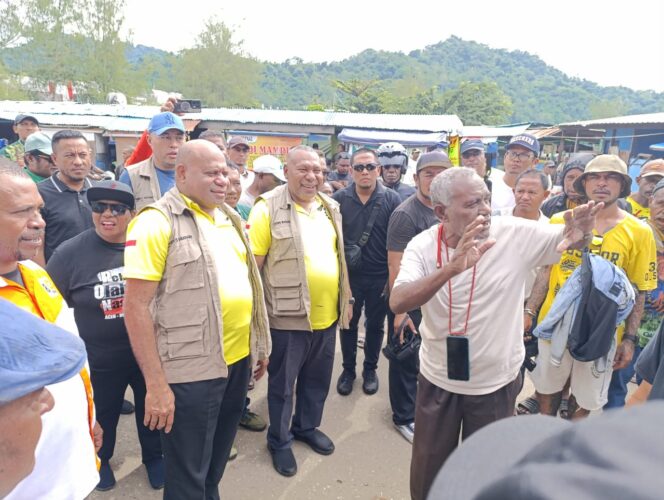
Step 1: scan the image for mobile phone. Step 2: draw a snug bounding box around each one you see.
[173,99,202,113]
[447,335,470,381]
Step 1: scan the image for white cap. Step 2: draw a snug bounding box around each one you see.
[252,155,285,182]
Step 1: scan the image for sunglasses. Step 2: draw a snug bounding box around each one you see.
[90,201,131,216]
[353,163,378,172]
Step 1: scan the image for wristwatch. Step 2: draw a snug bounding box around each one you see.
[622,334,638,345]
[349,297,355,305]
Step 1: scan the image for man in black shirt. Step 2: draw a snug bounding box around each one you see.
[38,130,95,261]
[386,151,451,443]
[333,147,402,396]
[47,181,163,492]
[328,152,352,192]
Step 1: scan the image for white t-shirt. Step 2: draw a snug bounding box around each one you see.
[238,189,257,208]
[239,169,255,191]
[492,208,550,297]
[394,217,564,395]
[6,306,98,500]
[490,171,515,212]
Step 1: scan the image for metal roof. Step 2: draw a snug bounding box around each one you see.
[0,100,463,134]
[560,112,664,128]
[461,124,530,138]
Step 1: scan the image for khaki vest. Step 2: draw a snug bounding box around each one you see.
[259,185,351,331]
[127,157,164,211]
[146,187,271,384]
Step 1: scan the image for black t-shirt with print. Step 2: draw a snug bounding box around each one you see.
[47,228,132,368]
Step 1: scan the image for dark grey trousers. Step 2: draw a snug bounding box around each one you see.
[266,322,337,450]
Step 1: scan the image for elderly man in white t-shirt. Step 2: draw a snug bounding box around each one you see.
[390,167,601,500]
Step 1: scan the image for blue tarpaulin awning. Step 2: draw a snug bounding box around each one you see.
[650,142,664,152]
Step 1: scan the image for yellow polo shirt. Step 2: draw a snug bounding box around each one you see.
[124,196,252,364]
[248,197,340,330]
[539,212,657,340]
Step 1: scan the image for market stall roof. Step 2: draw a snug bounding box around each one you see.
[560,112,664,128]
[0,101,463,135]
[337,128,448,146]
[461,124,530,138]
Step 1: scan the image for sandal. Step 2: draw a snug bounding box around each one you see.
[516,396,540,415]
[559,398,570,419]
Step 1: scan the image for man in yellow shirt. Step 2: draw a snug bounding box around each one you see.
[532,155,657,419]
[248,145,352,477]
[626,159,664,220]
[123,140,270,499]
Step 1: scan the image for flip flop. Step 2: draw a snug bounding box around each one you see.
[516,396,540,415]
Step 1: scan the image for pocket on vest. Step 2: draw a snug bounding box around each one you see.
[166,244,205,293]
[274,286,302,314]
[158,304,209,360]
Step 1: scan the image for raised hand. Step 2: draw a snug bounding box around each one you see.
[557,201,604,252]
[447,216,496,275]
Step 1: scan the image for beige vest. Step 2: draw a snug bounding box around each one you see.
[147,188,271,384]
[259,185,352,331]
[127,157,164,211]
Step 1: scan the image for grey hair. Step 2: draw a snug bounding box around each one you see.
[515,169,550,191]
[0,157,28,178]
[199,129,226,142]
[287,145,317,163]
[430,167,480,206]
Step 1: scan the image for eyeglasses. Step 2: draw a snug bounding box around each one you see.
[90,201,131,216]
[37,154,54,164]
[506,151,534,161]
[462,150,483,159]
[352,163,378,172]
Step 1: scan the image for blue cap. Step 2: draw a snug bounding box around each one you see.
[506,133,540,155]
[147,112,185,136]
[0,298,87,405]
[461,139,485,154]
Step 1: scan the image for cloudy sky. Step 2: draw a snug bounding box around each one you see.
[125,0,664,92]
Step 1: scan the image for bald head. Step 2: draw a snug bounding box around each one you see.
[175,140,229,214]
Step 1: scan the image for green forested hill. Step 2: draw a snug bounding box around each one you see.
[3,34,663,124]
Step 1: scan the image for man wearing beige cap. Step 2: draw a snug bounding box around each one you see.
[533,154,657,419]
[227,136,254,189]
[626,159,664,220]
[23,132,55,183]
[386,151,451,443]
[238,154,285,208]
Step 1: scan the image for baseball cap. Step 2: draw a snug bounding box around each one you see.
[506,133,540,155]
[87,179,135,209]
[24,132,52,155]
[416,151,453,173]
[639,159,664,179]
[228,136,250,149]
[252,154,285,182]
[147,112,185,136]
[14,113,39,126]
[573,154,632,198]
[0,298,87,405]
[429,403,664,500]
[460,139,485,154]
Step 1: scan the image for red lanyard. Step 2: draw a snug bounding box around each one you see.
[436,223,477,336]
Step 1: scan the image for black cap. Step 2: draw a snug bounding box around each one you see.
[87,180,135,209]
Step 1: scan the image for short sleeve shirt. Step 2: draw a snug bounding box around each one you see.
[635,326,664,400]
[124,196,252,364]
[248,197,340,330]
[387,195,438,252]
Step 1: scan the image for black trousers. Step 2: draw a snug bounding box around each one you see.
[267,323,336,450]
[90,354,162,464]
[340,274,388,374]
[386,308,421,426]
[162,356,250,500]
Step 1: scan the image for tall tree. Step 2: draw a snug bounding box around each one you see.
[0,0,23,48]
[439,82,513,125]
[175,19,261,107]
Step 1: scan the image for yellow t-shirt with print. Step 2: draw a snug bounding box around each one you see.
[124,196,252,365]
[248,197,340,330]
[539,212,657,339]
[626,196,650,220]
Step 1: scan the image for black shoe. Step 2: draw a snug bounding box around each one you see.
[268,446,297,477]
[336,370,355,396]
[120,399,135,415]
[362,370,379,395]
[145,457,165,490]
[293,429,335,455]
[96,462,116,491]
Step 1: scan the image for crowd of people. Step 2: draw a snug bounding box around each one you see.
[1,104,664,500]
